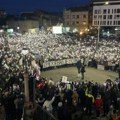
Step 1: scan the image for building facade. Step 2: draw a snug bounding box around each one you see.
[7,20,39,33]
[64,7,89,33]
[20,10,63,28]
[93,0,120,26]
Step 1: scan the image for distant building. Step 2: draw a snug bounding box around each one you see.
[0,10,7,27]
[0,10,7,18]
[7,20,39,33]
[20,10,63,28]
[93,0,120,26]
[92,0,119,2]
[64,7,89,33]
[6,10,63,33]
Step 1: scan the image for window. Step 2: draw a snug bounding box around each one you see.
[72,15,75,19]
[98,10,101,14]
[100,21,102,25]
[83,15,86,19]
[114,21,116,25]
[103,15,106,19]
[76,21,79,24]
[110,21,112,25]
[66,15,69,19]
[66,22,70,25]
[98,21,99,25]
[76,15,79,18]
[117,15,120,18]
[72,21,75,25]
[83,21,86,25]
[117,9,120,13]
[114,9,116,13]
[98,15,102,19]
[103,9,107,14]
[94,10,97,14]
[108,9,110,14]
[108,15,112,19]
[94,15,97,19]
[94,21,97,25]
[103,21,106,25]
[112,9,114,13]
[118,21,120,25]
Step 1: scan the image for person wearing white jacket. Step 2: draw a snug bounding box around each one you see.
[43,96,55,112]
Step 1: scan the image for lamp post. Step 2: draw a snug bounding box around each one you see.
[96,1,109,51]
[96,25,100,51]
[21,48,30,103]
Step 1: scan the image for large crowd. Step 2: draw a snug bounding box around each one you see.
[0,31,120,120]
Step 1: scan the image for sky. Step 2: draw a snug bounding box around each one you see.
[0,0,90,15]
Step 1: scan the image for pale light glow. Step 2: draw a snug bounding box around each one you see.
[105,2,109,5]
[80,32,83,35]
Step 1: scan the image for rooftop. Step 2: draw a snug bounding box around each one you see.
[66,6,89,12]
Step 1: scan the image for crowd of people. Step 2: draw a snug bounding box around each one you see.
[34,77,120,120]
[0,30,120,120]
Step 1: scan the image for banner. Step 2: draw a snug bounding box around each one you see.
[97,64,104,70]
[43,58,78,68]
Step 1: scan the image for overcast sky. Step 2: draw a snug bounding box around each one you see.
[0,0,90,14]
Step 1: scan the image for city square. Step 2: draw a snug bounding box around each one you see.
[0,0,120,120]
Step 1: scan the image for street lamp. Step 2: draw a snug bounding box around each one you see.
[21,48,30,103]
[105,2,109,5]
[96,1,109,51]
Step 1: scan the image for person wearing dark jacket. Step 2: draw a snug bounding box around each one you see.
[81,65,86,80]
[76,59,82,77]
[2,92,16,120]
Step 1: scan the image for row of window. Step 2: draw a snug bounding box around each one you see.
[94,9,120,14]
[94,20,120,26]
[66,21,87,25]
[66,14,87,19]
[94,15,120,19]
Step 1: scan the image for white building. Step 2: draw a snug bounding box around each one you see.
[93,0,120,26]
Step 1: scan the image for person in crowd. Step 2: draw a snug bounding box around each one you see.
[36,94,45,107]
[94,94,103,117]
[43,96,55,112]
[81,64,86,80]
[76,59,82,77]
[56,102,64,120]
[0,30,120,120]
[85,88,94,116]
[112,109,118,120]
[2,91,16,120]
[14,95,24,120]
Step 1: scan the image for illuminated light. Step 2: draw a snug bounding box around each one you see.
[52,26,63,34]
[85,28,88,31]
[83,22,86,25]
[87,29,90,32]
[105,2,109,5]
[17,27,20,30]
[0,29,3,33]
[31,29,35,33]
[80,32,83,35]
